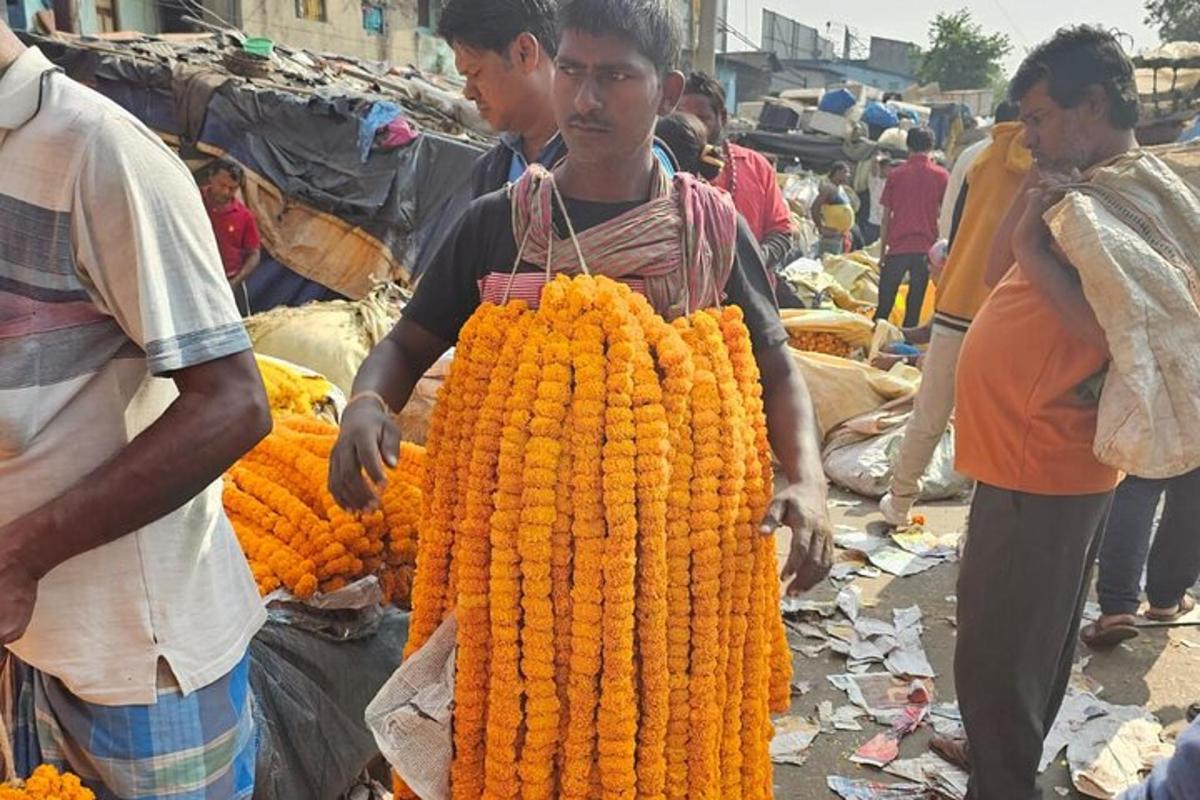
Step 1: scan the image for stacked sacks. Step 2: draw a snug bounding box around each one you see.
[223,415,425,605]
[403,274,792,799]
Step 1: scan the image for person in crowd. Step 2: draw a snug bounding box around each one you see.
[1081,468,1200,645]
[676,71,794,271]
[328,0,833,594]
[938,101,1020,243]
[202,158,262,316]
[931,27,1145,799]
[413,0,677,278]
[654,111,724,182]
[876,127,949,327]
[863,154,892,245]
[0,18,270,798]
[812,161,857,256]
[878,105,1031,526]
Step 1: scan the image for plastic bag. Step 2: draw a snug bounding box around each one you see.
[821,404,971,501]
[366,613,458,800]
[250,608,410,800]
[820,88,857,115]
[886,283,937,327]
[790,350,920,438]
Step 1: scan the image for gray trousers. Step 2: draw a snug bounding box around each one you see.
[956,483,1114,800]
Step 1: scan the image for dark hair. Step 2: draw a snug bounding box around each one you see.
[210,158,243,182]
[993,99,1019,123]
[556,0,682,74]
[437,0,558,58]
[906,127,934,152]
[655,112,721,180]
[830,160,851,177]
[684,71,726,117]
[1009,25,1139,130]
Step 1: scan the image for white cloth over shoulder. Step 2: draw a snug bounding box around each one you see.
[1045,145,1200,479]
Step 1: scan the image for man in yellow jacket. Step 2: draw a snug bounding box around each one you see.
[880,103,1032,525]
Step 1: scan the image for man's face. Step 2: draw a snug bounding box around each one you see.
[553,29,678,166]
[676,93,725,144]
[1019,80,1099,173]
[831,167,849,185]
[454,42,526,133]
[207,170,239,206]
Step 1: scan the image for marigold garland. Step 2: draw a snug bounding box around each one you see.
[403,275,795,800]
[222,415,425,607]
[0,765,95,800]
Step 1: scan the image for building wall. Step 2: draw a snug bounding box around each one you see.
[241,0,418,65]
[834,62,911,93]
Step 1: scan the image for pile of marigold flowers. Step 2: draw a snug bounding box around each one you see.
[223,414,426,606]
[401,274,793,800]
[0,765,95,800]
[255,355,335,418]
[787,330,855,358]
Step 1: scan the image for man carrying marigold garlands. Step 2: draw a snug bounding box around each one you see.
[330,0,832,595]
[0,17,271,799]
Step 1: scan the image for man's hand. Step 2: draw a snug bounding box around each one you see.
[762,479,833,595]
[0,548,39,645]
[328,397,401,512]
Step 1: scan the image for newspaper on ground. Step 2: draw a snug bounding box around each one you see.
[770,714,822,767]
[826,776,927,799]
[364,612,457,800]
[883,751,970,800]
[851,704,929,767]
[1041,688,1174,797]
[929,702,965,739]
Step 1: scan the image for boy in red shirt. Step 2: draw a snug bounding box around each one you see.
[203,159,261,316]
[877,127,949,326]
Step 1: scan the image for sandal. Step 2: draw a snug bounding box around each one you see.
[931,736,971,771]
[1145,593,1197,623]
[1080,614,1140,648]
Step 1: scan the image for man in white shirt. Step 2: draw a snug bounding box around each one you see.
[0,21,270,798]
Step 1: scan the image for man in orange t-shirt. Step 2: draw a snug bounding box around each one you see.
[937,27,1141,799]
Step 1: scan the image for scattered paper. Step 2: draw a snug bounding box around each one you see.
[819,700,867,732]
[838,585,863,621]
[851,705,929,767]
[885,623,936,678]
[827,673,934,719]
[798,641,832,659]
[867,546,942,577]
[769,714,821,767]
[826,776,927,799]
[829,499,862,508]
[1041,688,1175,797]
[854,617,897,639]
[1082,601,1103,625]
[893,606,924,632]
[781,596,838,617]
[835,530,892,556]
[891,529,961,560]
[930,703,965,739]
[1054,789,1070,797]
[883,752,970,800]
[1135,605,1200,627]
[791,680,814,697]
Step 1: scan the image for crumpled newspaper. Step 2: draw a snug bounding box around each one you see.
[365,613,458,800]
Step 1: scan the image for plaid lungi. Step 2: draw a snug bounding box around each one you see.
[1,652,256,800]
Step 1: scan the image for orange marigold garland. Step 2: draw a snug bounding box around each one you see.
[680,319,724,800]
[485,310,540,799]
[596,280,640,799]
[560,280,608,800]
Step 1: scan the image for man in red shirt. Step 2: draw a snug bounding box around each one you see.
[877,128,948,326]
[203,159,262,316]
[677,72,794,271]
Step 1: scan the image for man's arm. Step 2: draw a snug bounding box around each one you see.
[328,319,451,511]
[759,230,793,270]
[0,352,270,644]
[878,206,892,258]
[1012,187,1107,350]
[757,343,833,593]
[230,248,261,288]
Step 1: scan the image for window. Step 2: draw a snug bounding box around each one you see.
[362,2,383,34]
[295,0,326,22]
[417,0,439,29]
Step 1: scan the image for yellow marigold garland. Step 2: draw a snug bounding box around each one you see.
[0,765,95,800]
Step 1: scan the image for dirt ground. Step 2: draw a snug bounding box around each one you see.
[770,489,1200,799]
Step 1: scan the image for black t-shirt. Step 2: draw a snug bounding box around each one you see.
[404,188,788,353]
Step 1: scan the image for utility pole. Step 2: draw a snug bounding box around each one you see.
[696,0,717,76]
